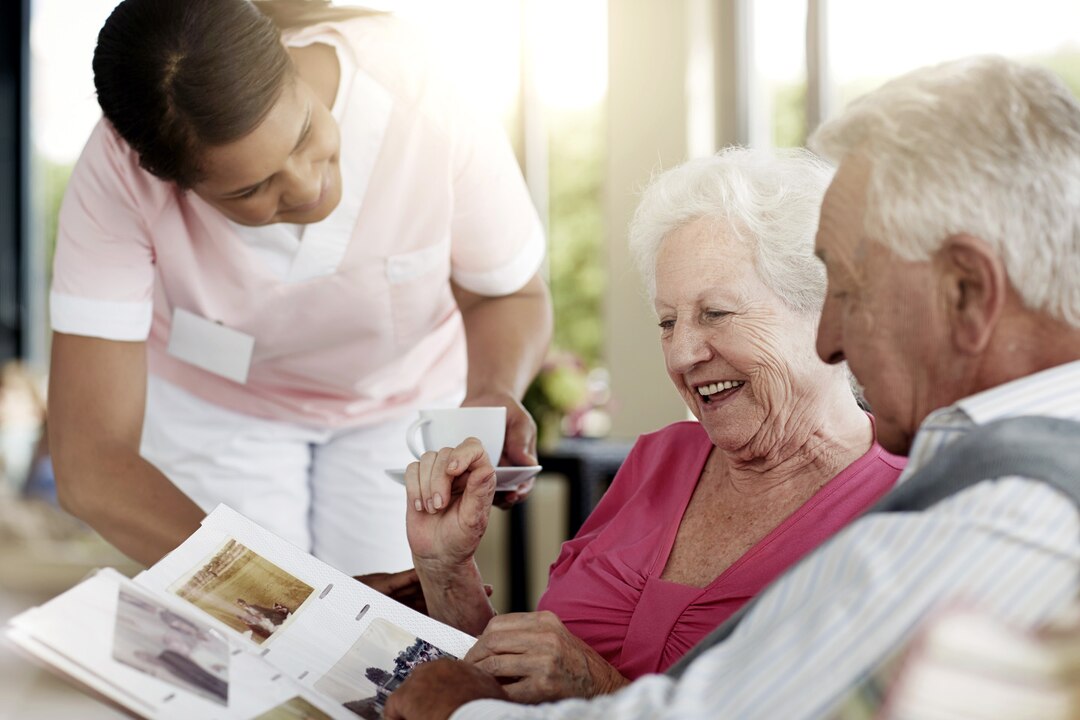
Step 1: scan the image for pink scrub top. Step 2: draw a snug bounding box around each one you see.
[50,15,544,428]
[536,420,906,679]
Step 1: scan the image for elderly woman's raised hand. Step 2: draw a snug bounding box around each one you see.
[405,438,498,567]
[464,610,630,703]
[404,439,499,636]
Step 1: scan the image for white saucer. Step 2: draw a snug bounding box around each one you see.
[384,465,542,492]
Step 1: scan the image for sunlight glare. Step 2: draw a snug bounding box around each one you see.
[530,0,608,110]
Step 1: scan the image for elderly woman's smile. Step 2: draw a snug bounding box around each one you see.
[653,213,831,456]
[695,379,745,404]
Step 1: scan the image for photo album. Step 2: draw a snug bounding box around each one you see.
[4,505,476,720]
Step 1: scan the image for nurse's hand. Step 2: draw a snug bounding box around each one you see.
[462,391,537,507]
[405,438,497,566]
[354,569,427,615]
[464,611,631,703]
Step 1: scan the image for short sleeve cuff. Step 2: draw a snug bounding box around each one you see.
[451,218,546,297]
[50,290,153,341]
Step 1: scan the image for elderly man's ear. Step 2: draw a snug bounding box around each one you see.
[936,234,1008,355]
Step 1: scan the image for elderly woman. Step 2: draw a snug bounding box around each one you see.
[404,148,905,702]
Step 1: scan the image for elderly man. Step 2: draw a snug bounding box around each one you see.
[385,55,1080,720]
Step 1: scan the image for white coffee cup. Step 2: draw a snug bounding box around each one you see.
[405,407,507,463]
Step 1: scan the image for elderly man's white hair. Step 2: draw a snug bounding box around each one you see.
[628,147,834,313]
[809,54,1080,328]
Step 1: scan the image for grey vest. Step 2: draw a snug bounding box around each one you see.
[667,415,1080,679]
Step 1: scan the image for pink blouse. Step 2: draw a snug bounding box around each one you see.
[536,420,906,678]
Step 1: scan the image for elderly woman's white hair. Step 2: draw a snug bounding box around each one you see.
[809,54,1080,328]
[628,147,834,314]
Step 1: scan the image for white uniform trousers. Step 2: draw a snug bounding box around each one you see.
[140,375,463,576]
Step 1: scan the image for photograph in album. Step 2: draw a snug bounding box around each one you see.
[112,588,230,705]
[315,618,454,719]
[168,538,314,645]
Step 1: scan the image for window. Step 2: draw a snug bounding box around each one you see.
[29,0,121,365]
[749,0,1080,152]
[752,0,808,148]
[826,0,1080,111]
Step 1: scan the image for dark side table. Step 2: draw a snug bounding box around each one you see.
[506,437,634,611]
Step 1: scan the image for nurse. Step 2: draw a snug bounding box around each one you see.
[46,0,552,581]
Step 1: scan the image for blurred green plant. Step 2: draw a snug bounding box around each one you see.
[772,81,807,148]
[546,105,605,368]
[523,350,611,451]
[1033,50,1080,97]
[523,103,609,447]
[35,154,73,285]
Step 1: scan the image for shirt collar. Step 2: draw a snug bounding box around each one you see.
[899,359,1080,481]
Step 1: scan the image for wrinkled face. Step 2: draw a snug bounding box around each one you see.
[192,75,342,226]
[654,216,836,454]
[814,158,946,455]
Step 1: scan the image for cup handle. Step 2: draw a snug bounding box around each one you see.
[405,418,431,459]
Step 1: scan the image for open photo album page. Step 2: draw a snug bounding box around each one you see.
[6,505,476,719]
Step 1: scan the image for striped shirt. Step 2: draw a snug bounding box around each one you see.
[453,361,1080,720]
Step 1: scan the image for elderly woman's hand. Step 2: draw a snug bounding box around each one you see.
[464,611,630,703]
[405,438,497,567]
[405,439,500,635]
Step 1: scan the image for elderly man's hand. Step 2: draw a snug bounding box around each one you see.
[464,611,630,703]
[384,658,508,720]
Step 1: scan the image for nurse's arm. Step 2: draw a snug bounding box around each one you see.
[453,271,553,467]
[48,332,205,566]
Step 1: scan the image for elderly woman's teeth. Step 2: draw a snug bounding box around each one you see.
[697,380,745,397]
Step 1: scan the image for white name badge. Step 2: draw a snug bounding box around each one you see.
[166,308,255,384]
